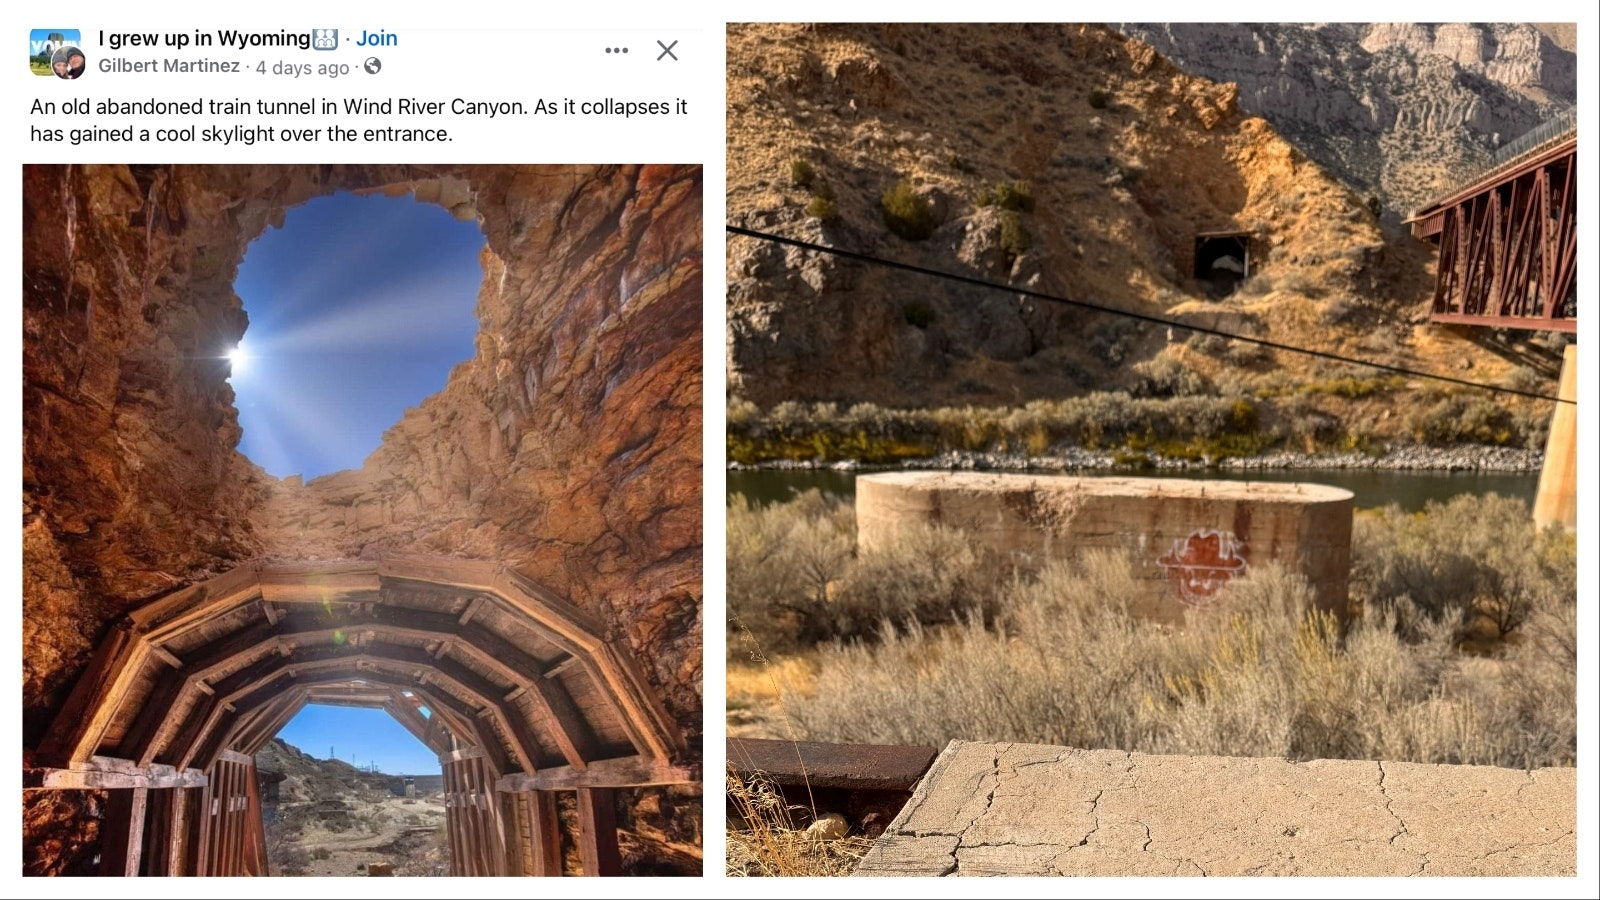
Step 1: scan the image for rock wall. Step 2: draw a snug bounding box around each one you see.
[1114,23,1577,216]
[22,163,702,874]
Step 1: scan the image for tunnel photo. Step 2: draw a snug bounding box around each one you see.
[21,164,704,876]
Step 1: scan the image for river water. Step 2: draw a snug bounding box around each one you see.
[728,467,1540,512]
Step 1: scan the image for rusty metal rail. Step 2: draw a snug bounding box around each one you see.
[728,738,937,793]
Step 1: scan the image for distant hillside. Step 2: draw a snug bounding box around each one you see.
[1113,23,1576,216]
[255,738,406,804]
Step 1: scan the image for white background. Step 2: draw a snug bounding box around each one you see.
[3,2,1595,897]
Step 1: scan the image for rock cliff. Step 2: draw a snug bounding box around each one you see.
[1114,23,1576,216]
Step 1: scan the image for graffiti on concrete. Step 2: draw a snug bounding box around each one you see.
[1156,529,1247,607]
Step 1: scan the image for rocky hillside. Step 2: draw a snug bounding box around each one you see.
[1114,23,1577,217]
[727,23,1551,417]
[256,739,403,804]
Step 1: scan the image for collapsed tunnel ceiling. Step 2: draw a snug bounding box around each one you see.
[22,163,704,874]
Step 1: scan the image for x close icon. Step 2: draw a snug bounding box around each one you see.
[657,40,678,61]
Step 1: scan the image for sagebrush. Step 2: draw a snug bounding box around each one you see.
[730,492,1575,770]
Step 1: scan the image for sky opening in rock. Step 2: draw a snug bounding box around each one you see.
[230,193,485,479]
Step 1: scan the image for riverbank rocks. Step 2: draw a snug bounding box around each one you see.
[856,472,1353,622]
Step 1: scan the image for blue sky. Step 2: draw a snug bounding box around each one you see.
[229,192,485,479]
[276,704,440,775]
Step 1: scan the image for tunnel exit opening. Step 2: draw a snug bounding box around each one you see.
[1195,231,1251,298]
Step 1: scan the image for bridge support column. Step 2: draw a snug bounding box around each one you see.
[1533,345,1577,531]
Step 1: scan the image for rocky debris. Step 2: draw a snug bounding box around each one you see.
[806,812,851,841]
[1113,23,1575,216]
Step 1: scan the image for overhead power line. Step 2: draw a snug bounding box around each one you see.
[726,225,1573,406]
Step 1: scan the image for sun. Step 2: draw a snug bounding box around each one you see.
[226,345,249,375]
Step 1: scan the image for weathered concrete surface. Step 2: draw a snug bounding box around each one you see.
[856,740,1575,877]
[857,472,1353,622]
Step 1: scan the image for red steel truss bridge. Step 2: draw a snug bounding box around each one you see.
[1408,110,1576,333]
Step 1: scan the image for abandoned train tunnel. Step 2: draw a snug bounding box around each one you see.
[22,164,705,875]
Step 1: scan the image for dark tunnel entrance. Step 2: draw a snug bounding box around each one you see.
[1195,232,1251,298]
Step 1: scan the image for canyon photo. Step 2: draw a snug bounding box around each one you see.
[22,164,704,876]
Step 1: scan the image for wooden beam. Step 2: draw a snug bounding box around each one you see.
[257,567,381,604]
[458,596,485,626]
[384,697,447,755]
[236,693,309,756]
[99,787,149,877]
[496,756,699,792]
[583,640,681,760]
[38,622,149,766]
[526,791,562,876]
[151,646,183,668]
[26,756,208,790]
[174,668,294,769]
[496,567,608,646]
[131,563,261,640]
[441,746,486,763]
[575,788,622,876]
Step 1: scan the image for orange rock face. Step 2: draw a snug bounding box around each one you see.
[22,164,703,874]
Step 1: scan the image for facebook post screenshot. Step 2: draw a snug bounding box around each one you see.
[14,4,707,885]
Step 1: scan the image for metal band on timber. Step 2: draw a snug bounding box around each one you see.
[31,556,695,876]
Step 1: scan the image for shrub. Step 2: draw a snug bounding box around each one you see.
[790,159,815,189]
[1350,493,1573,641]
[999,211,1032,259]
[1405,393,1520,445]
[1132,355,1209,397]
[881,178,936,241]
[805,196,839,223]
[1365,195,1383,219]
[996,180,1035,212]
[1185,332,1228,355]
[781,533,1573,769]
[727,493,994,650]
[1088,87,1111,109]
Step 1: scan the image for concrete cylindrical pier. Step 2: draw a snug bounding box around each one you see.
[856,472,1354,621]
[1532,345,1576,532]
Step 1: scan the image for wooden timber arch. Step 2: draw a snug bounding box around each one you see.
[27,556,695,876]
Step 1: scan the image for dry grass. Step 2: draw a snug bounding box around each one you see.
[726,626,873,877]
[732,493,1575,771]
[725,770,873,877]
[729,491,999,653]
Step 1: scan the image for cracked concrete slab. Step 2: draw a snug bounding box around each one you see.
[855,741,1575,876]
